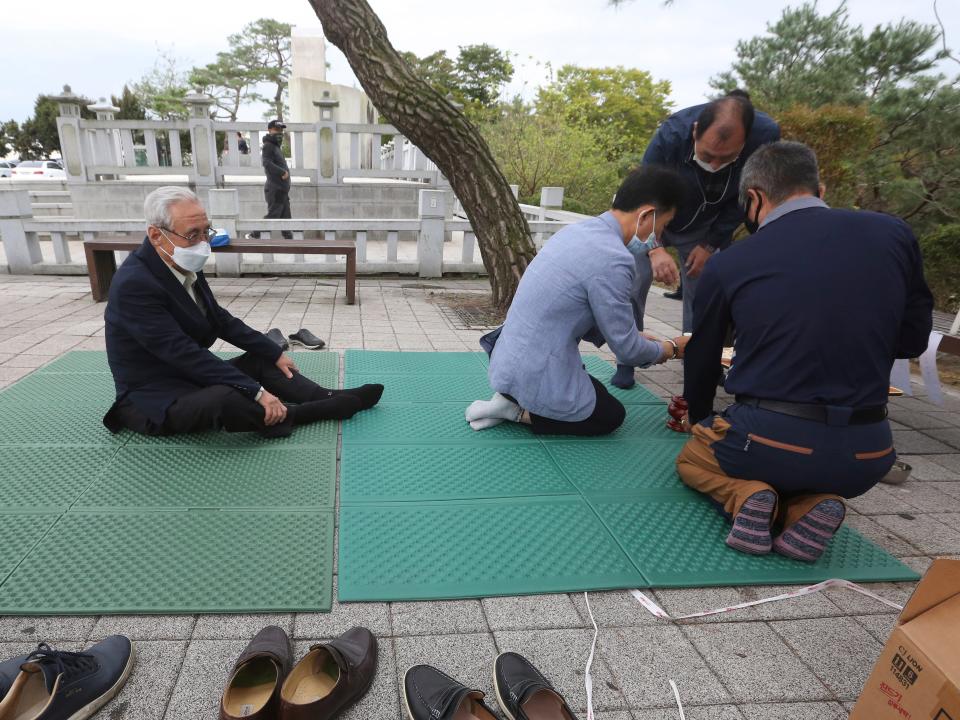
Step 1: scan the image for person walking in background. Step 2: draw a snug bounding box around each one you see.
[247,120,292,240]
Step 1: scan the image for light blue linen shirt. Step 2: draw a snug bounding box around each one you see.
[488,211,663,422]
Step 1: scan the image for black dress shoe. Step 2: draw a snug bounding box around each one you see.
[493,652,577,720]
[663,289,683,300]
[220,625,293,720]
[288,328,326,350]
[403,665,498,720]
[0,636,134,720]
[266,328,290,351]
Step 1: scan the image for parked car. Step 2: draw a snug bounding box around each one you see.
[0,160,17,178]
[11,160,65,179]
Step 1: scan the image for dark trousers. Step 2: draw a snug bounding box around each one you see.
[250,184,292,240]
[525,375,627,437]
[112,352,339,438]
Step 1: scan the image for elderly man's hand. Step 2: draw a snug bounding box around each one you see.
[276,353,298,379]
[685,245,713,279]
[649,247,680,285]
[258,389,288,426]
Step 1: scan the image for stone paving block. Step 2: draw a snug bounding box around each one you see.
[482,593,585,631]
[570,590,659,628]
[295,577,391,639]
[843,513,921,556]
[853,613,898,645]
[846,484,903,515]
[739,702,848,719]
[651,587,763,623]
[683,622,832,703]
[394,632,498,705]
[885,482,960,513]
[391,599,487,636]
[0,615,96,641]
[892,430,956,454]
[822,581,915,615]
[873,512,960,554]
[192,613,293,640]
[641,707,745,720]
[600,626,730,707]
[90,615,196,641]
[163,639,246,720]
[0,639,83,663]
[739,585,847,621]
[494,628,627,711]
[887,408,955,429]
[104,640,187,720]
[292,638,399,720]
[771,616,884,701]
[926,428,960,450]
[932,454,960,473]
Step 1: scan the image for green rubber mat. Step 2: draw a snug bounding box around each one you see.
[0,510,334,614]
[77,447,336,510]
[338,350,919,602]
[588,492,918,585]
[0,350,342,613]
[338,497,644,601]
[0,446,118,511]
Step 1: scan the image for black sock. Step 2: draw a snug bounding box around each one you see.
[341,384,384,410]
[288,395,362,424]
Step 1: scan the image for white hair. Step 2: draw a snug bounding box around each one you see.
[144,186,200,228]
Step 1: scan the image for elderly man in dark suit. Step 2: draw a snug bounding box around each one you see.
[103,186,382,438]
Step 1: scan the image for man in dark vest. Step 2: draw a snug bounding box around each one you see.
[247,119,292,240]
[677,141,933,562]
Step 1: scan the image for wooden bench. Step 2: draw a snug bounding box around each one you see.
[83,236,357,304]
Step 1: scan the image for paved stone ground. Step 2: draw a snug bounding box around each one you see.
[1,274,959,720]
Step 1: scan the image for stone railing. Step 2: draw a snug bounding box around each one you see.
[51,87,441,187]
[0,188,569,279]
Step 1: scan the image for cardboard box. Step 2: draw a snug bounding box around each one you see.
[851,559,960,720]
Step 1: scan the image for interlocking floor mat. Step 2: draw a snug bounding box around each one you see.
[0,350,340,614]
[338,351,919,602]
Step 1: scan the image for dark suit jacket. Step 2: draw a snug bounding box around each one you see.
[103,238,282,429]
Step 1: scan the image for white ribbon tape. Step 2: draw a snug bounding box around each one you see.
[583,591,598,720]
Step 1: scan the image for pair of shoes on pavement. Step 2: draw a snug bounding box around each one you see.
[0,636,133,720]
[220,626,376,720]
[404,652,577,720]
[266,328,326,351]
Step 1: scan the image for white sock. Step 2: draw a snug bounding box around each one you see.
[469,417,503,431]
[465,392,522,423]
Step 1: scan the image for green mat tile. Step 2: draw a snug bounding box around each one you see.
[0,373,116,405]
[283,351,340,376]
[37,351,111,374]
[589,493,919,586]
[340,444,576,503]
[0,514,61,581]
[581,357,666,405]
[344,373,493,404]
[545,440,688,495]
[124,419,338,448]
[76,447,336,510]
[338,496,645,601]
[536,404,678,442]
[344,349,486,375]
[0,446,117,511]
[342,403,536,444]
[0,404,125,446]
[0,510,335,614]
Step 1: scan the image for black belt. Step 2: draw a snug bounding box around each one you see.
[735,396,887,426]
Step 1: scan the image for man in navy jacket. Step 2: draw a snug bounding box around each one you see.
[103,186,381,438]
[612,91,780,389]
[676,142,933,562]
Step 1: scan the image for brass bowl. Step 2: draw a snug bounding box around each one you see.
[880,459,912,485]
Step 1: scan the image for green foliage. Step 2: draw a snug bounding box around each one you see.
[131,49,190,121]
[536,65,672,163]
[228,18,293,121]
[11,94,95,159]
[189,52,260,121]
[400,50,459,98]
[482,99,618,215]
[110,86,146,120]
[0,120,18,158]
[918,224,960,312]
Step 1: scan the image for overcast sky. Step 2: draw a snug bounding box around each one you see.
[3,0,957,123]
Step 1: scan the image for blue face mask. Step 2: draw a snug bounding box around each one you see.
[626,210,657,258]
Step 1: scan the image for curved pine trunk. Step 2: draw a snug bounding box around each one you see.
[308,0,535,310]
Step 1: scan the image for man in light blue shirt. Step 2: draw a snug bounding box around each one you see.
[467,166,689,435]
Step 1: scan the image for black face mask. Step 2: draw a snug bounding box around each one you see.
[742,192,763,234]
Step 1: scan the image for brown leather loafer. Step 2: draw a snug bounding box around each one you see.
[220,625,293,720]
[279,627,377,719]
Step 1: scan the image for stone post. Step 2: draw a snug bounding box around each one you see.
[0,190,40,274]
[314,91,340,183]
[184,90,217,187]
[86,97,121,177]
[418,189,445,278]
[208,189,241,277]
[51,85,87,184]
[535,187,564,248]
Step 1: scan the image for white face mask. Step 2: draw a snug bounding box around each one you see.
[159,231,211,272]
[693,142,738,173]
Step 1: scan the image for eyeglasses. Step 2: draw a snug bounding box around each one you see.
[159,226,216,245]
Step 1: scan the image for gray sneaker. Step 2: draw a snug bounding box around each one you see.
[288,328,326,350]
[265,328,290,351]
